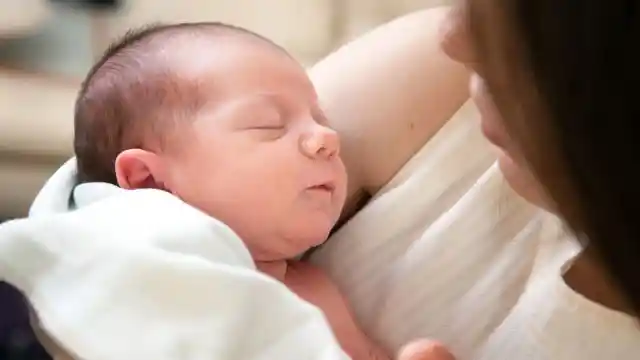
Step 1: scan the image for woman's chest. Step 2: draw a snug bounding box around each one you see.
[311,173,551,356]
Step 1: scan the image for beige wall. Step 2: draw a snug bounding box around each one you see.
[92,0,450,64]
[1,0,450,72]
[94,0,336,65]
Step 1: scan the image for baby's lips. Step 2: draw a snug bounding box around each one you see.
[308,182,335,193]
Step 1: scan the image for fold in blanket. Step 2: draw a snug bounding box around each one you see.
[0,159,347,360]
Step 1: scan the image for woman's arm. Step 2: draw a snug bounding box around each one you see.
[310,7,469,213]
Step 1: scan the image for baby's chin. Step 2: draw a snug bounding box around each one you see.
[253,229,332,262]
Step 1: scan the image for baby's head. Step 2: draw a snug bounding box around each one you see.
[74,22,347,261]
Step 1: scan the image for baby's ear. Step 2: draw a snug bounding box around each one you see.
[114,149,167,190]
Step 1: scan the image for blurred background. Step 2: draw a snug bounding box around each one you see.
[0,0,446,358]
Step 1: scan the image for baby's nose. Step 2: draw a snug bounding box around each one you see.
[300,124,340,160]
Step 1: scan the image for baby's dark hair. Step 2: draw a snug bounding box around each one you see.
[74,22,285,185]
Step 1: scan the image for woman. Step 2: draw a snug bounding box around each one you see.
[444,0,640,322]
[310,1,639,359]
[445,0,640,317]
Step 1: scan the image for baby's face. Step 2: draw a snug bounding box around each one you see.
[161,40,347,261]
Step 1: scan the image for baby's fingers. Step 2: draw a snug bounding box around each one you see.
[397,340,455,360]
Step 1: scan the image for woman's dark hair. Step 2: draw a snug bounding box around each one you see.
[469,0,640,314]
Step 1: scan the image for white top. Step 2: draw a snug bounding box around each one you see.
[0,102,637,360]
[310,102,640,359]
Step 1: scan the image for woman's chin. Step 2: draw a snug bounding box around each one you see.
[497,151,551,210]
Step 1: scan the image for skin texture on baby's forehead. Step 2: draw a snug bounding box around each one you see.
[141,34,302,147]
[132,28,301,118]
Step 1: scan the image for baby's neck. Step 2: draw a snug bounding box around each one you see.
[255,260,288,281]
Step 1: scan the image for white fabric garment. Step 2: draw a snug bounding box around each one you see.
[0,159,349,360]
[310,102,640,359]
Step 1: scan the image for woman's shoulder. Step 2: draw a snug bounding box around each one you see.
[309,7,470,219]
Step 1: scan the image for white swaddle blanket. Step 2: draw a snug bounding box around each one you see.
[0,161,348,360]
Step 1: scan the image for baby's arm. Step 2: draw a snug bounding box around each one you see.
[284,261,393,360]
[284,262,456,360]
[284,261,388,359]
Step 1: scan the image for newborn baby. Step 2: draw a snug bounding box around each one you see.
[73,22,390,359]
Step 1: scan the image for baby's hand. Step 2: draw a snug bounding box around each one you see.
[397,340,455,360]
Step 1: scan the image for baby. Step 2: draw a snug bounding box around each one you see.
[73,22,391,359]
[71,22,450,360]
